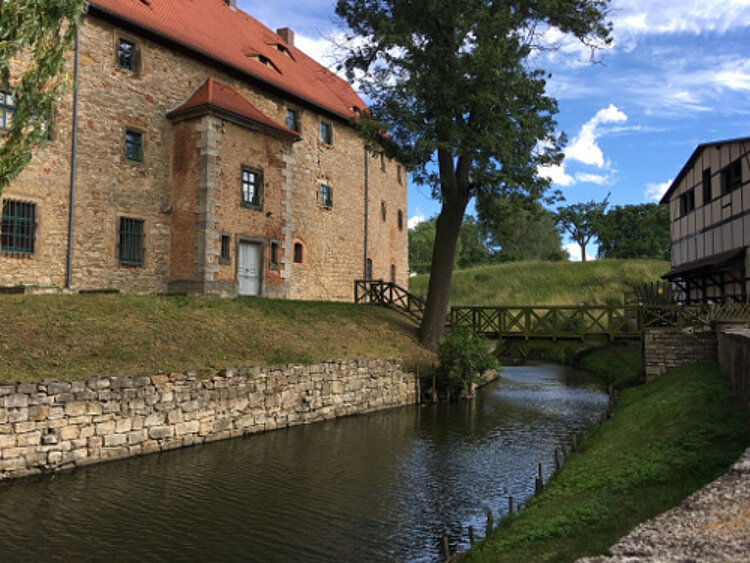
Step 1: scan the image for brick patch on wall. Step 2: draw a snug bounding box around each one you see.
[0,359,417,481]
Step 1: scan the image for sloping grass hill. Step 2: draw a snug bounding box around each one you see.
[409,260,670,306]
[0,294,435,382]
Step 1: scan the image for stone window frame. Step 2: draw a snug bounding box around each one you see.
[241,165,264,210]
[117,215,145,267]
[123,127,145,164]
[1,198,37,256]
[269,239,281,269]
[318,183,333,209]
[115,33,142,76]
[219,232,231,265]
[319,119,333,146]
[0,91,16,130]
[286,107,301,133]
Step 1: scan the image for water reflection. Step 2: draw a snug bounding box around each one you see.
[0,363,607,562]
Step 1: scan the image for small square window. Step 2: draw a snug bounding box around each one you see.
[721,160,742,194]
[270,241,280,268]
[287,108,299,132]
[125,130,143,162]
[119,217,144,266]
[679,190,695,216]
[220,234,231,265]
[241,167,263,208]
[1,200,35,254]
[118,38,136,71]
[319,184,332,208]
[320,121,332,145]
[380,200,387,222]
[0,92,16,129]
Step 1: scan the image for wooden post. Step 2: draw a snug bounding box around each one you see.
[554,448,561,471]
[441,534,451,560]
[486,509,494,535]
[508,496,514,515]
[571,432,578,451]
[468,525,475,545]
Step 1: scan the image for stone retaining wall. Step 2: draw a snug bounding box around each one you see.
[717,327,750,415]
[0,359,417,481]
[643,329,717,381]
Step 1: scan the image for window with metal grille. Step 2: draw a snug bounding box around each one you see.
[1,200,35,254]
[241,167,262,207]
[125,130,143,162]
[220,234,231,265]
[118,217,144,266]
[286,108,299,132]
[320,121,332,145]
[118,38,135,71]
[319,184,332,208]
[0,92,15,129]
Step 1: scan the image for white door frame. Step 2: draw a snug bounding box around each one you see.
[236,236,264,297]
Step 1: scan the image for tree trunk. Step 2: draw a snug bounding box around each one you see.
[417,197,469,350]
[579,242,587,262]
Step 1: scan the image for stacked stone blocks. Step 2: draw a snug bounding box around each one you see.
[643,329,718,381]
[0,359,417,481]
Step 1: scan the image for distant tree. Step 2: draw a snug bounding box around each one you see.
[557,196,609,262]
[477,193,568,262]
[408,215,490,274]
[335,0,612,349]
[0,0,85,192]
[596,203,669,260]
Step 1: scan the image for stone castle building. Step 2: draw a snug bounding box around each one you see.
[0,0,408,300]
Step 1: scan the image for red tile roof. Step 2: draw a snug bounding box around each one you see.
[166,76,300,139]
[88,0,366,120]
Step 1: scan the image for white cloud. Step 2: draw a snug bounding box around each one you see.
[408,215,425,229]
[566,104,628,168]
[538,162,575,186]
[645,179,673,201]
[565,243,597,262]
[575,173,610,185]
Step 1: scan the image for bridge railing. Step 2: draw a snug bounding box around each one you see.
[355,280,426,322]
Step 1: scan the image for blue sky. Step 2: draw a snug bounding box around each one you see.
[238,0,750,260]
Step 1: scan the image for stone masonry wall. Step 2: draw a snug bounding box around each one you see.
[643,329,718,381]
[0,359,417,481]
[717,327,750,415]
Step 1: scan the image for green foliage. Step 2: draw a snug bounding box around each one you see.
[335,0,612,346]
[596,203,670,260]
[478,192,568,262]
[437,327,498,393]
[468,362,750,562]
[556,195,609,262]
[0,0,85,192]
[409,215,491,274]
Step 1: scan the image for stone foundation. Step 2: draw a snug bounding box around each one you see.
[0,359,417,481]
[643,329,717,381]
[717,327,750,415]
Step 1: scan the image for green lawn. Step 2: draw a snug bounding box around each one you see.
[0,294,436,381]
[409,259,669,306]
[467,362,749,562]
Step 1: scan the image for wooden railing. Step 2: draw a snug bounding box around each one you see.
[354,280,426,323]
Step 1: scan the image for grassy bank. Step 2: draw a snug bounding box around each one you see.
[410,260,669,306]
[467,362,749,562]
[0,294,435,382]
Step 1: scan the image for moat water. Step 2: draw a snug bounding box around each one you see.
[0,362,608,562]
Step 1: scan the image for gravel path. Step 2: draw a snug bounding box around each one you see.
[580,447,750,562]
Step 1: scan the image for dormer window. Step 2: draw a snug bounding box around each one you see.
[273,44,292,58]
[250,54,280,73]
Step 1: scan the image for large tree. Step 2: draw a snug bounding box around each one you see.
[336,0,611,349]
[556,196,608,262]
[409,215,490,274]
[0,0,85,192]
[477,193,568,262]
[596,203,670,260]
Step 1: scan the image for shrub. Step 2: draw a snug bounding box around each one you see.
[437,327,498,395]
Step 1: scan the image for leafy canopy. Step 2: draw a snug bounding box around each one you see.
[557,195,609,261]
[0,0,85,192]
[596,203,670,260]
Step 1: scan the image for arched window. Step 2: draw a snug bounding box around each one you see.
[293,242,304,263]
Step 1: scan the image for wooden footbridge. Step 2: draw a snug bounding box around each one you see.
[355,280,725,343]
